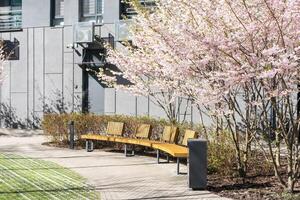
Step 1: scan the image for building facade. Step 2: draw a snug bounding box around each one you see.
[0,0,198,128]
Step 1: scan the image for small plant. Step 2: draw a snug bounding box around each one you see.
[0,102,41,129]
[281,192,300,200]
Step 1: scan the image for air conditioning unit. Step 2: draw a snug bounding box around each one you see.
[74,22,95,43]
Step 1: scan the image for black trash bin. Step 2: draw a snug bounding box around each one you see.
[188,139,207,190]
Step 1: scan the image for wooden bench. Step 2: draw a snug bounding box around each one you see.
[81,122,197,174]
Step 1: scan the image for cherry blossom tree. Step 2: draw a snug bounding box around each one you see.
[102,0,300,192]
[99,0,191,123]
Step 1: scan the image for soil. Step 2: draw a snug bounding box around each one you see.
[208,173,300,200]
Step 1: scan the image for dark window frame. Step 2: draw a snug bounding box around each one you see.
[79,0,103,23]
[119,0,156,19]
[51,0,64,26]
[0,0,22,32]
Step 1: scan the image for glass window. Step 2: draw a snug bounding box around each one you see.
[52,0,64,26]
[0,0,10,7]
[55,0,64,18]
[120,0,156,19]
[80,0,103,23]
[0,0,22,31]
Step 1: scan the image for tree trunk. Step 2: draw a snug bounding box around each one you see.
[243,128,250,177]
[275,131,281,177]
[234,131,246,178]
[286,147,295,193]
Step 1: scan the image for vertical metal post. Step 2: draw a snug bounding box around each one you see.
[86,140,89,152]
[132,145,135,156]
[177,158,180,175]
[156,150,160,164]
[90,140,94,151]
[86,140,94,152]
[69,121,75,149]
[125,145,135,157]
[167,155,170,163]
[124,144,127,156]
[82,68,89,113]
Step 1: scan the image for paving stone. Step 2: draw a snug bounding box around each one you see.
[0,133,231,200]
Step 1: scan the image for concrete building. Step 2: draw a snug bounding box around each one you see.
[0,0,198,128]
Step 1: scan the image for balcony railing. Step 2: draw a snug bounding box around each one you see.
[0,8,22,31]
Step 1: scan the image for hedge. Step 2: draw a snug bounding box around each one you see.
[42,113,201,144]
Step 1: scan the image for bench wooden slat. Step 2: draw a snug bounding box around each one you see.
[181,130,197,146]
[82,134,188,157]
[152,143,188,157]
[81,134,110,141]
[161,126,179,143]
[107,122,124,136]
[115,137,155,147]
[81,123,198,159]
[135,124,151,139]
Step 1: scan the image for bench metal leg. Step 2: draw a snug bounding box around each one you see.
[86,140,89,152]
[132,145,135,156]
[124,144,135,157]
[157,150,170,164]
[86,140,94,152]
[177,158,180,175]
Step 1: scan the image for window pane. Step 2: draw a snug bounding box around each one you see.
[82,0,103,16]
[96,0,102,14]
[83,0,95,15]
[0,0,22,31]
[81,0,103,23]
[55,0,64,17]
[120,0,156,19]
[0,0,10,7]
[11,0,22,7]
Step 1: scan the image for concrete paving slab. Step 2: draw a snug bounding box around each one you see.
[0,131,231,200]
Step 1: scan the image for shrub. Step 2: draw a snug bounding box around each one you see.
[42,113,201,144]
[206,131,236,175]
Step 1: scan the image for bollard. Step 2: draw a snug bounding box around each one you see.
[68,121,75,149]
[188,139,207,190]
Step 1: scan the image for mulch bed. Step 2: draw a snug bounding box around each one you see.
[208,173,300,200]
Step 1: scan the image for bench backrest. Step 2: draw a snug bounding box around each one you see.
[135,124,151,139]
[161,126,179,143]
[181,129,197,146]
[106,122,124,136]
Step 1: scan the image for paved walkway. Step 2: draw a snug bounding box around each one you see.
[0,129,230,200]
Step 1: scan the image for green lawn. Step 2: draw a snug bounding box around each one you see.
[0,153,99,200]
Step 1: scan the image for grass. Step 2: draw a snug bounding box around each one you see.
[0,153,100,200]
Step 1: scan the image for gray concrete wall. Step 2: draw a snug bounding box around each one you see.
[0,26,84,127]
[22,0,51,27]
[103,0,119,23]
[89,76,105,114]
[64,0,80,25]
